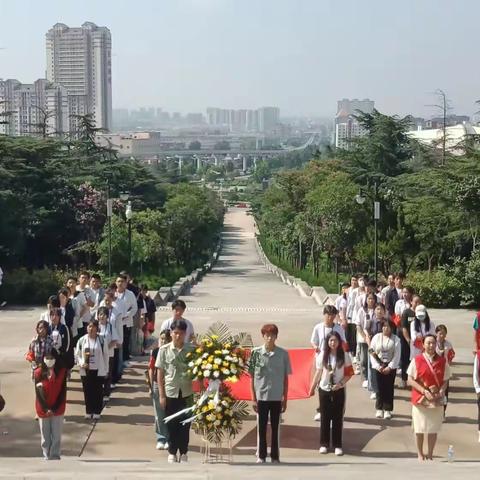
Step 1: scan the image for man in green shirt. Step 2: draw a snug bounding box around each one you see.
[249,324,292,464]
[156,319,194,464]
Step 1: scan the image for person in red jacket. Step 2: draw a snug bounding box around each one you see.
[34,353,67,460]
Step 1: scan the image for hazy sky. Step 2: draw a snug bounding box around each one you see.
[0,0,478,117]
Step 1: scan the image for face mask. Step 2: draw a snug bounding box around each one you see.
[44,358,56,368]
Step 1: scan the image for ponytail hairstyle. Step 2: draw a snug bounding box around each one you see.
[322,331,345,369]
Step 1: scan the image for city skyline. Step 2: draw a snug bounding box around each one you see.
[1,0,479,118]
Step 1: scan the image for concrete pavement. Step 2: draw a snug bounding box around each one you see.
[0,207,479,478]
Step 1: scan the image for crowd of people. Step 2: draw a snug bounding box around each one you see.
[20,270,480,464]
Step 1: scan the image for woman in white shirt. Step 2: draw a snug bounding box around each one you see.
[75,320,110,420]
[309,332,354,456]
[410,305,435,360]
[369,320,401,419]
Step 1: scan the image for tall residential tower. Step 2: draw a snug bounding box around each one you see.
[46,22,112,132]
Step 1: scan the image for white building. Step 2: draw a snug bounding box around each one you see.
[46,22,112,133]
[0,78,69,136]
[206,106,279,133]
[335,98,375,149]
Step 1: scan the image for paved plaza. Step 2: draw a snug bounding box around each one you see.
[0,207,479,478]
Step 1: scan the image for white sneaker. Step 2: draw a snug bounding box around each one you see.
[362,380,368,388]
[92,414,101,420]
[179,454,188,464]
[335,448,344,456]
[370,392,377,400]
[167,454,177,463]
[103,396,110,402]
[314,412,321,421]
[478,431,480,443]
[384,411,392,419]
[110,384,117,389]
[319,446,328,454]
[256,458,266,463]
[156,441,165,450]
[375,410,383,418]
[164,442,169,450]
[84,414,92,420]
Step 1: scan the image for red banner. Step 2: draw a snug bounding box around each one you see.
[227,348,315,400]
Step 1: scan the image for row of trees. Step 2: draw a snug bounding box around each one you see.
[0,116,224,291]
[254,110,480,305]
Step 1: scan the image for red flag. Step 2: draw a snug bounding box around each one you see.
[228,348,315,400]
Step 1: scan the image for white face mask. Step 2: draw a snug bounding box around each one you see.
[44,358,56,368]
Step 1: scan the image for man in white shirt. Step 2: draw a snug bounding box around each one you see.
[116,275,138,364]
[76,271,95,334]
[89,274,105,317]
[381,274,395,304]
[394,286,414,319]
[310,305,347,421]
[160,299,195,343]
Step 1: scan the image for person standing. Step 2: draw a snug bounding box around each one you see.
[76,320,110,420]
[148,329,171,450]
[156,319,195,464]
[385,273,405,319]
[58,288,76,337]
[381,274,395,304]
[311,305,347,421]
[76,272,95,335]
[398,295,421,388]
[309,332,353,456]
[89,274,105,318]
[410,305,436,360]
[249,324,291,464]
[160,300,195,343]
[473,349,480,442]
[115,275,138,364]
[26,321,54,375]
[407,334,451,461]
[435,324,455,416]
[345,277,359,357]
[48,308,74,371]
[369,320,401,419]
[33,353,67,460]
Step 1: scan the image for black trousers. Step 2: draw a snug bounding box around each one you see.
[477,395,480,429]
[374,369,396,411]
[257,400,282,461]
[103,357,114,397]
[399,336,410,381]
[123,326,131,361]
[345,323,357,357]
[112,348,121,383]
[165,394,191,456]
[319,388,345,449]
[81,370,104,414]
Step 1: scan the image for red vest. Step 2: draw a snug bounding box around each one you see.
[34,367,67,417]
[411,354,446,406]
[476,312,480,349]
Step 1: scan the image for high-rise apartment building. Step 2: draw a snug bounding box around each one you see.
[0,78,69,136]
[335,98,375,149]
[46,22,112,133]
[206,106,279,132]
[258,107,280,133]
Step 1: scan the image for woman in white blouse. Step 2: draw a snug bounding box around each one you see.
[309,332,354,456]
[369,320,401,419]
[410,305,435,360]
[75,320,110,420]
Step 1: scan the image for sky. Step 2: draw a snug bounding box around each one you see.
[0,0,478,117]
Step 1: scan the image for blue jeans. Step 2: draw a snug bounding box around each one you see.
[152,383,168,442]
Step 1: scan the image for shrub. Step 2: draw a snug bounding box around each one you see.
[2,268,63,305]
[406,269,462,308]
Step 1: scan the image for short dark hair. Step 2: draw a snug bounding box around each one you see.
[403,286,415,295]
[58,288,70,298]
[341,282,350,288]
[375,302,386,311]
[104,289,115,298]
[170,319,188,332]
[160,329,172,342]
[48,295,60,307]
[395,272,406,280]
[88,319,99,329]
[172,299,186,310]
[79,271,90,278]
[140,284,149,291]
[50,308,62,319]
[261,324,279,336]
[323,305,338,316]
[381,319,395,331]
[423,333,436,344]
[66,276,77,283]
[116,274,127,281]
[91,273,101,281]
[97,306,109,317]
[119,271,130,279]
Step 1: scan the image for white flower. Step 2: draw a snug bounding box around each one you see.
[231,367,237,374]
[202,353,209,358]
[213,370,220,378]
[205,363,212,370]
[206,413,216,422]
[222,350,230,355]
[203,370,211,377]
[188,361,194,368]
[214,358,222,365]
[221,400,229,407]
[195,358,202,366]
[193,367,198,374]
[222,369,230,375]
[232,357,239,363]
[215,406,222,412]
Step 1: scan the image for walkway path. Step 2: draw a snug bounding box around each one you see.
[0,207,478,478]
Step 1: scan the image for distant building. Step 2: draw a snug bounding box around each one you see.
[258,107,280,133]
[335,98,375,149]
[186,112,205,125]
[46,22,112,133]
[0,78,69,136]
[207,106,280,133]
[424,114,470,129]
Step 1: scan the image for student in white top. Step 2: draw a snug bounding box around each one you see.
[75,320,110,420]
[345,276,359,324]
[160,299,195,343]
[335,284,349,327]
[345,277,359,357]
[381,274,395,304]
[115,275,138,363]
[40,296,64,325]
[97,306,120,402]
[410,305,436,360]
[394,286,414,322]
[310,305,347,421]
[76,271,95,331]
[473,350,480,442]
[369,320,401,419]
[89,274,105,317]
[101,290,124,386]
[309,331,354,456]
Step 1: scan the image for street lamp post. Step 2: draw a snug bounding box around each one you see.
[355,181,380,283]
[125,201,133,267]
